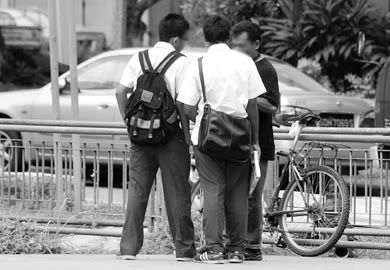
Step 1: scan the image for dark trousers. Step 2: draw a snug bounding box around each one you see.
[120,132,196,258]
[194,147,250,253]
[246,160,268,249]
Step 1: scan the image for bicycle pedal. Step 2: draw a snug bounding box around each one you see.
[275,236,287,248]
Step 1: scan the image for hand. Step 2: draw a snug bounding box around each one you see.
[252,143,261,155]
[252,143,261,162]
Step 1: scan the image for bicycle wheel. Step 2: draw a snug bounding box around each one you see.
[278,165,350,257]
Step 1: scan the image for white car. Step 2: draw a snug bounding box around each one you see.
[0,48,374,171]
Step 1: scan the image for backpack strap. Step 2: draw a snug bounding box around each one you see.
[198,57,207,103]
[139,50,153,73]
[155,51,183,75]
[143,50,153,70]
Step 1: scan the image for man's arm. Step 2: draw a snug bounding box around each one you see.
[116,55,138,122]
[176,61,201,145]
[246,59,266,153]
[247,98,260,146]
[177,101,193,145]
[115,84,132,121]
[257,97,278,115]
[256,59,280,115]
[182,103,198,122]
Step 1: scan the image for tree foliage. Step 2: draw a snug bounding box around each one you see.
[181,0,280,26]
[182,0,390,92]
[126,0,162,46]
[260,0,390,91]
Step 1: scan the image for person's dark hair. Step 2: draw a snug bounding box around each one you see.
[231,21,262,49]
[159,13,190,42]
[203,15,232,44]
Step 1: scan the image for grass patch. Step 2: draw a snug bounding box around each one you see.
[141,223,174,255]
[351,236,390,259]
[0,218,63,254]
[0,171,73,210]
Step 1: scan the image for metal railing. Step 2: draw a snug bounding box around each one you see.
[0,119,389,235]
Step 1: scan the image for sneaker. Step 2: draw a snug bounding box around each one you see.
[244,248,263,261]
[228,251,244,263]
[196,245,209,254]
[193,250,225,264]
[176,257,193,262]
[116,254,136,260]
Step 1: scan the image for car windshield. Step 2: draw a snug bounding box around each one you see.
[270,60,330,94]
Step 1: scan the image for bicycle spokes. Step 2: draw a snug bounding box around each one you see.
[280,167,349,255]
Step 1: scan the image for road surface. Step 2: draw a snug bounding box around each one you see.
[0,255,388,270]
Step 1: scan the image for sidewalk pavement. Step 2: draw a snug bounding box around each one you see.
[0,255,389,270]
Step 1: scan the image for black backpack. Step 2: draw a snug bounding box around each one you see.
[124,50,183,145]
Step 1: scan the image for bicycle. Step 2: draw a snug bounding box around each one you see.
[190,113,350,257]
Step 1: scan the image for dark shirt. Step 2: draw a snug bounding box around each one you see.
[254,55,280,161]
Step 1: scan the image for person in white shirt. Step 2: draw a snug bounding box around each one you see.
[115,14,195,262]
[177,15,266,264]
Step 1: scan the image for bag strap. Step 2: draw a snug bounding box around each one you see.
[143,50,153,70]
[198,57,207,103]
[139,50,153,73]
[155,51,183,74]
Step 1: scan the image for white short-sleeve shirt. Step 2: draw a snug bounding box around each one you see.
[119,42,190,99]
[176,44,267,145]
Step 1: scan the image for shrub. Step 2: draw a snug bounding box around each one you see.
[344,73,375,98]
[141,222,174,255]
[0,219,62,254]
[260,0,390,92]
[297,58,333,90]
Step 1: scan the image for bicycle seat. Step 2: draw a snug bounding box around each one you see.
[276,151,289,157]
[288,113,320,126]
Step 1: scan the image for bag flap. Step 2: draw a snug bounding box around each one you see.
[136,74,165,109]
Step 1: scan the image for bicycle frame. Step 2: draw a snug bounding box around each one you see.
[266,122,309,220]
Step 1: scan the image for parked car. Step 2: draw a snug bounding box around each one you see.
[0,48,375,171]
[0,8,42,50]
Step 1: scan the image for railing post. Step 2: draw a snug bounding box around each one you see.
[54,139,64,209]
[48,0,64,211]
[67,0,82,212]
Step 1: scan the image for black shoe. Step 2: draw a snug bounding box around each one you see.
[228,251,244,263]
[244,248,263,261]
[196,245,209,254]
[193,250,225,264]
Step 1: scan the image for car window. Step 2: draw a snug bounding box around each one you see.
[0,12,16,26]
[270,61,330,94]
[77,55,131,90]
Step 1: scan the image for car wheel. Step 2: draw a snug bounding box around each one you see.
[0,130,24,172]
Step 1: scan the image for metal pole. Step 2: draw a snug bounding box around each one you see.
[112,0,127,49]
[0,119,126,128]
[1,215,125,227]
[3,119,390,135]
[67,0,82,212]
[48,0,64,210]
[26,225,390,250]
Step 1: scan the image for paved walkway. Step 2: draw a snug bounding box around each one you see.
[0,255,389,270]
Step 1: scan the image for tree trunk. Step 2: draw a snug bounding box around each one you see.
[292,0,303,25]
[126,0,162,47]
